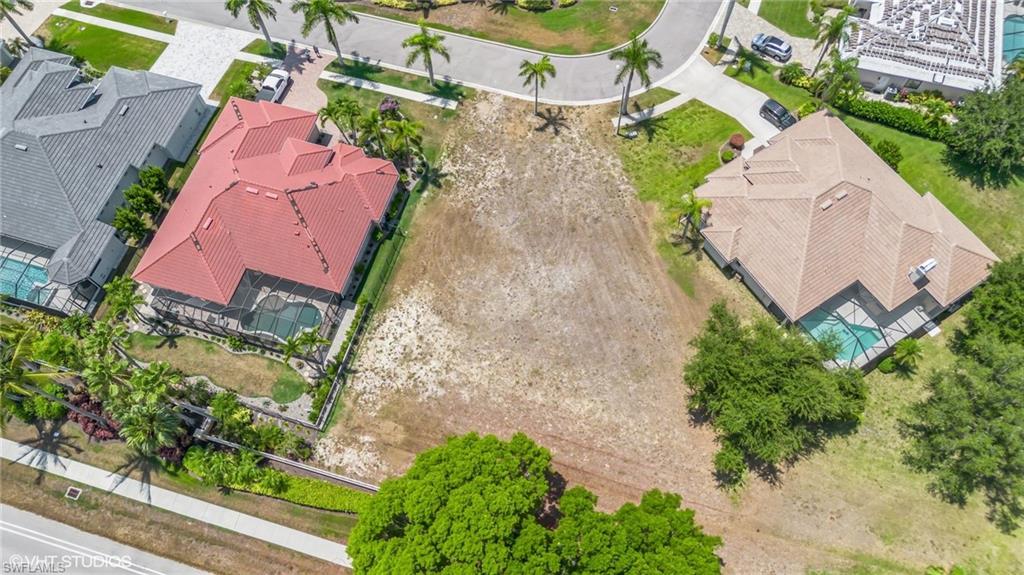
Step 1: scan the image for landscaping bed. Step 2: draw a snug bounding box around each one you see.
[59,1,177,34]
[350,0,665,54]
[125,332,307,403]
[36,16,167,72]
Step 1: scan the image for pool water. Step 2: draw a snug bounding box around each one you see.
[1007,16,1024,65]
[0,259,50,304]
[799,309,884,363]
[241,295,323,341]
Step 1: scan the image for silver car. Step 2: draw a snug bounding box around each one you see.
[751,33,793,62]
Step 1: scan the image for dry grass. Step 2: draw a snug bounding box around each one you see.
[125,332,306,402]
[0,462,348,574]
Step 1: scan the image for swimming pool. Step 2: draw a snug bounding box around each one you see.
[799,309,884,363]
[0,259,50,304]
[1006,16,1024,66]
[241,294,323,341]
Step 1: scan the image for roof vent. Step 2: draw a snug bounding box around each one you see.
[118,104,129,116]
[245,186,259,194]
[265,192,278,200]
[231,101,243,121]
[908,258,938,285]
[819,200,833,211]
[13,144,28,151]
[202,217,212,230]
[835,189,848,201]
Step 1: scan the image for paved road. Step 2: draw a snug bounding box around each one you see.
[118,0,724,104]
[1,505,208,575]
[1,438,352,568]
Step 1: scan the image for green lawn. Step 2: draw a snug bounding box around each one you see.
[242,39,288,59]
[758,0,818,39]
[350,0,664,54]
[59,1,177,34]
[125,332,307,403]
[210,59,264,104]
[37,16,167,72]
[616,101,749,295]
[629,86,680,111]
[327,58,475,103]
[728,54,814,112]
[318,79,462,163]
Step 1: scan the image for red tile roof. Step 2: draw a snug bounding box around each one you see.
[134,98,398,305]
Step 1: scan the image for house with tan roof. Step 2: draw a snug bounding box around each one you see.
[133,98,399,356]
[695,111,997,367]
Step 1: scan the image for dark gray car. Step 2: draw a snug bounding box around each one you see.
[759,99,797,130]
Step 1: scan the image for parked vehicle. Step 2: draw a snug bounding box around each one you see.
[751,33,793,62]
[255,68,290,103]
[759,99,797,130]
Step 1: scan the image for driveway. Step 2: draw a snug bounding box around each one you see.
[117,0,724,104]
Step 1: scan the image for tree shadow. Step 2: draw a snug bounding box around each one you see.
[431,81,467,101]
[13,419,84,484]
[535,107,569,135]
[334,55,385,81]
[417,159,449,191]
[942,147,1024,190]
[633,115,668,142]
[108,449,162,504]
[487,0,512,15]
[536,470,566,529]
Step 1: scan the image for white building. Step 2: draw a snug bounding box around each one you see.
[845,0,1004,98]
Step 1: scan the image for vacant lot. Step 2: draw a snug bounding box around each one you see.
[350,0,664,54]
[125,332,306,403]
[37,17,167,72]
[317,93,1022,573]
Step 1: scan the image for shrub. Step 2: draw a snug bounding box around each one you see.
[372,0,420,8]
[872,139,903,170]
[834,98,951,142]
[516,0,552,10]
[252,474,372,513]
[123,184,161,216]
[227,78,257,100]
[778,63,806,85]
[226,335,247,352]
[850,126,873,147]
[557,0,577,6]
[4,381,67,423]
[721,149,735,162]
[113,207,149,243]
[796,100,822,119]
[728,133,745,149]
[877,356,896,374]
[308,381,332,423]
[138,166,167,197]
[0,66,11,85]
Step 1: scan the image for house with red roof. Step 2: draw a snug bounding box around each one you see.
[133,98,399,352]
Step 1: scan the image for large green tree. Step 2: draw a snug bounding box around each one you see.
[349,432,722,574]
[948,76,1024,181]
[901,338,1024,532]
[402,20,450,88]
[225,0,279,50]
[812,6,856,75]
[518,55,556,116]
[609,34,663,117]
[684,302,867,485]
[954,253,1024,356]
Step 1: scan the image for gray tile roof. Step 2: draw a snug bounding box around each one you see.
[1,48,203,286]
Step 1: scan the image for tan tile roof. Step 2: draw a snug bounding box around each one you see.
[696,111,998,321]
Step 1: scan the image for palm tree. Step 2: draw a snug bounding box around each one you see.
[817,51,861,104]
[281,334,302,363]
[118,403,180,455]
[357,108,386,157]
[812,6,856,76]
[402,20,450,87]
[297,327,329,358]
[518,55,557,116]
[609,34,663,129]
[318,96,362,144]
[679,190,712,240]
[892,338,923,371]
[385,117,423,165]
[226,0,280,50]
[0,324,59,428]
[290,0,358,59]
[1,0,35,46]
[1009,57,1024,81]
[104,276,143,323]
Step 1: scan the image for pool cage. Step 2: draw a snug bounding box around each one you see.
[148,270,343,363]
[0,238,95,315]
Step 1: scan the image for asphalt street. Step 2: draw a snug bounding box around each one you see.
[118,0,724,103]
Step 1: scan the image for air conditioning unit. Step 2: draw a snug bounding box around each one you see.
[908,258,937,284]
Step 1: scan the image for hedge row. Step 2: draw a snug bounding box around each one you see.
[832,97,951,143]
[245,474,373,514]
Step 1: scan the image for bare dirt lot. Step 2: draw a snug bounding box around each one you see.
[321,95,1022,573]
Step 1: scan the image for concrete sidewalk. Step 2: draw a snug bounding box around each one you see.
[320,71,459,110]
[0,438,352,568]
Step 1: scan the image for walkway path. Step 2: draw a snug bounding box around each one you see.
[617,57,779,155]
[1,504,209,575]
[319,71,459,109]
[52,8,252,101]
[0,438,352,568]
[117,0,724,105]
